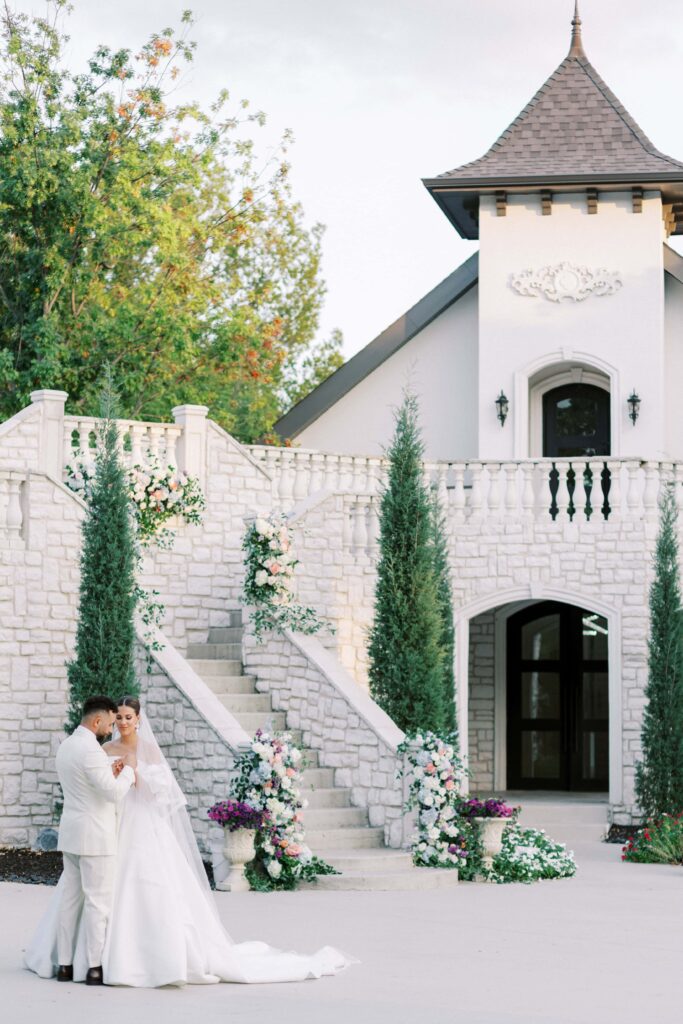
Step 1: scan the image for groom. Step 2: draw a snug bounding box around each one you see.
[55,695,135,986]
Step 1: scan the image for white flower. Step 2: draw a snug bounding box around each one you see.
[266,860,282,879]
[254,570,268,587]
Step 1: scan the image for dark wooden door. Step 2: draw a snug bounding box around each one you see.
[506,602,609,791]
[543,383,610,458]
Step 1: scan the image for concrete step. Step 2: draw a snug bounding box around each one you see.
[208,626,243,644]
[216,693,273,714]
[232,710,287,733]
[226,609,243,628]
[301,767,335,788]
[307,827,384,850]
[301,749,320,769]
[301,866,459,892]
[321,849,415,873]
[204,675,258,695]
[187,643,242,661]
[187,659,243,677]
[304,807,367,830]
[303,788,352,809]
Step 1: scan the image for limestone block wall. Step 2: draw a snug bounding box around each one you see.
[243,630,407,847]
[467,611,496,791]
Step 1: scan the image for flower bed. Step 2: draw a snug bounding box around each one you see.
[242,512,326,640]
[229,729,337,890]
[488,824,577,884]
[622,813,683,864]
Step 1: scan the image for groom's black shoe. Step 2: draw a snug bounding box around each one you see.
[57,965,73,982]
[85,966,104,986]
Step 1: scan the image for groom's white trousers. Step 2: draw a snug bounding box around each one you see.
[57,853,116,968]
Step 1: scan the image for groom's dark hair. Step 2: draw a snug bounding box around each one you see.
[82,695,119,719]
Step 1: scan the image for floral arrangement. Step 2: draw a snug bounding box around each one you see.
[65,451,205,546]
[488,824,577,884]
[622,814,683,865]
[457,797,517,820]
[207,800,268,833]
[242,512,327,641]
[397,732,470,869]
[229,729,337,890]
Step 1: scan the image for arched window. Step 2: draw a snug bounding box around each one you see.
[542,383,610,458]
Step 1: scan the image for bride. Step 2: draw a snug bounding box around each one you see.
[24,697,354,987]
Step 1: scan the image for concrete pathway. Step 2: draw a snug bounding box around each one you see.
[2,837,682,1024]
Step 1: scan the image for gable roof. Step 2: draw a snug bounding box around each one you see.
[424,8,683,237]
[274,252,479,440]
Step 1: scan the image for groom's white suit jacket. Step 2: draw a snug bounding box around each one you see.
[56,725,135,856]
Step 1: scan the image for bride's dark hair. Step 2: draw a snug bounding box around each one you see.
[118,695,141,715]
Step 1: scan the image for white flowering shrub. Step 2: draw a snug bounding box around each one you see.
[490,824,577,884]
[242,511,327,641]
[229,729,337,890]
[398,732,470,869]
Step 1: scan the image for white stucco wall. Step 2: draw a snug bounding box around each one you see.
[664,271,683,460]
[478,191,666,461]
[296,285,479,461]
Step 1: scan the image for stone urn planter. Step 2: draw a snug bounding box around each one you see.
[474,817,509,872]
[216,829,256,892]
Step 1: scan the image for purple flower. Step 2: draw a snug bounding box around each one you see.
[207,800,268,832]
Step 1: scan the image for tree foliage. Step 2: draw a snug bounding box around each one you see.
[635,485,683,819]
[0,1,340,440]
[431,492,457,738]
[368,392,448,735]
[65,374,138,733]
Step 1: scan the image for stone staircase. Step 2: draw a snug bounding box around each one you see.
[187,611,459,891]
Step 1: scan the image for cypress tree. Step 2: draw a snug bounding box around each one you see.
[635,484,683,818]
[431,492,457,739]
[65,378,138,733]
[368,392,445,734]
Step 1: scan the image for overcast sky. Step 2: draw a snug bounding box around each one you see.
[10,0,683,358]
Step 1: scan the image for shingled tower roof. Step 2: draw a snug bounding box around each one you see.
[424,4,683,238]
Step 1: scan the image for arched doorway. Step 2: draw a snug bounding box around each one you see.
[506,602,609,791]
[542,382,610,458]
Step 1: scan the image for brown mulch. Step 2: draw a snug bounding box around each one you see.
[605,824,642,845]
[0,847,216,888]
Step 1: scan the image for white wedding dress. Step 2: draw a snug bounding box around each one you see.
[24,715,354,987]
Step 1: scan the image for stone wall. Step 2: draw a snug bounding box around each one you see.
[468,611,496,791]
[243,630,406,847]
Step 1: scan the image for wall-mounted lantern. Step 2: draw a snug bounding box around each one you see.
[627,390,641,426]
[495,391,509,427]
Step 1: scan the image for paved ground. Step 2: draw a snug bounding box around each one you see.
[2,837,682,1024]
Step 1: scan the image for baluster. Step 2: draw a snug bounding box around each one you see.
[437,464,449,509]
[77,420,90,454]
[293,452,310,501]
[322,453,339,492]
[6,475,23,537]
[583,460,598,521]
[521,462,536,519]
[468,463,485,521]
[604,460,621,520]
[554,461,571,520]
[452,464,466,522]
[279,451,295,506]
[625,460,642,516]
[643,462,661,519]
[352,499,369,553]
[503,463,518,514]
[342,496,353,549]
[263,448,281,499]
[309,453,325,493]
[63,424,75,468]
[129,424,144,468]
[487,463,502,518]
[165,428,179,468]
[367,495,380,551]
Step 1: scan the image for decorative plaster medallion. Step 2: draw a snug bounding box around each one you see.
[509,262,622,303]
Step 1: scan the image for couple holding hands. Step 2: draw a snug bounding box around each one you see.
[24,695,353,988]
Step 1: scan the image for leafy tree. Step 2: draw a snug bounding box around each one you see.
[0,1,340,441]
[635,485,683,818]
[368,392,446,734]
[431,492,457,738]
[65,374,138,733]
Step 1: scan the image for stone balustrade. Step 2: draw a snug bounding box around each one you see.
[63,415,183,470]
